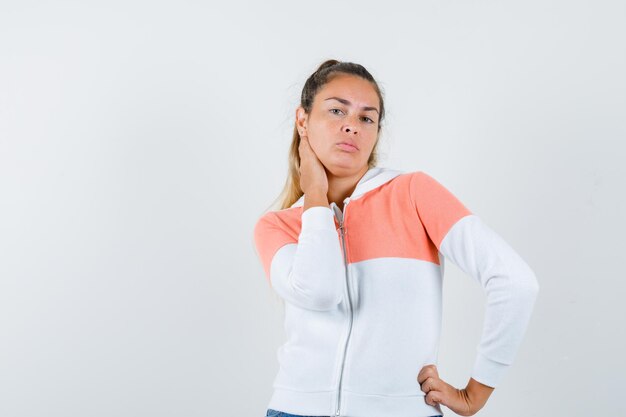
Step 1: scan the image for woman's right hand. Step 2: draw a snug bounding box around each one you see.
[298,133,329,196]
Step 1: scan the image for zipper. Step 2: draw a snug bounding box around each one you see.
[333,197,352,417]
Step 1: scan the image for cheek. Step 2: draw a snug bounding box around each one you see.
[306,135,327,158]
[363,136,378,152]
[307,126,333,151]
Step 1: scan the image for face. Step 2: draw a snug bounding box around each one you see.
[296,73,380,177]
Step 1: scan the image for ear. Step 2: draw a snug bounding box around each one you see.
[295,106,308,133]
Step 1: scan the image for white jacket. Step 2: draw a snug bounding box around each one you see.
[253,167,540,417]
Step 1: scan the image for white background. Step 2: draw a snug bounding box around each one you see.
[0,1,624,416]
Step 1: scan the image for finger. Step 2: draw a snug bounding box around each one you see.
[301,134,311,149]
[417,364,438,384]
[420,376,443,395]
[298,138,308,157]
[300,138,317,162]
[420,376,432,394]
[425,390,443,407]
[299,133,310,149]
[302,137,323,162]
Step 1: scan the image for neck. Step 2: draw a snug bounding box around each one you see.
[326,165,370,210]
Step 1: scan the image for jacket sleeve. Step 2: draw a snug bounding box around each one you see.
[410,171,540,388]
[253,205,346,311]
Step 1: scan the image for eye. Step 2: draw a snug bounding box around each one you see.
[330,108,375,124]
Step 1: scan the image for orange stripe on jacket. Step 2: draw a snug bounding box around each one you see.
[253,209,302,283]
[339,172,471,266]
[253,170,472,282]
[409,171,473,251]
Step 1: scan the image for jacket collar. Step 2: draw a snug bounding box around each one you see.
[290,166,405,208]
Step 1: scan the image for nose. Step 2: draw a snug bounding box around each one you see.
[344,120,358,135]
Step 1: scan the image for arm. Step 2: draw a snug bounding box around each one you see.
[412,171,540,414]
[253,204,346,311]
[438,201,540,389]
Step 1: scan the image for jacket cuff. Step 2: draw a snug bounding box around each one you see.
[301,206,336,231]
[470,351,510,388]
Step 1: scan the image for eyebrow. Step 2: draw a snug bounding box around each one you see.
[324,96,379,114]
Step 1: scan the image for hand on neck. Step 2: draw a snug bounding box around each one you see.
[325,165,370,210]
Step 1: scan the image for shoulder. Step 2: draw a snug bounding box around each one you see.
[388,169,438,183]
[408,169,437,183]
[253,207,302,242]
[388,170,441,198]
[252,208,304,278]
[407,170,472,214]
[407,170,459,193]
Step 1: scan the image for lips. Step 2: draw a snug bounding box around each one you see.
[336,141,359,151]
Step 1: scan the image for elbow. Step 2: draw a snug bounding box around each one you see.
[512,267,540,303]
[509,255,540,295]
[525,267,540,295]
[290,283,342,311]
[286,270,344,312]
[308,291,343,311]
[307,277,344,311]
[530,274,540,295]
[302,256,345,311]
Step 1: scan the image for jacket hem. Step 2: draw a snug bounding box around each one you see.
[267,387,445,417]
[268,387,335,416]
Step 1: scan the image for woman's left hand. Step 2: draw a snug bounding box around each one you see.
[417,364,494,416]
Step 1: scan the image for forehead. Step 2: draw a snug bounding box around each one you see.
[315,74,379,107]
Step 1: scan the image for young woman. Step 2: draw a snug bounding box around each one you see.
[253,60,540,417]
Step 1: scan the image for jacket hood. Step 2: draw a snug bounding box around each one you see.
[290,166,405,208]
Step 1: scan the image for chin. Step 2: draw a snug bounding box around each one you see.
[323,159,364,177]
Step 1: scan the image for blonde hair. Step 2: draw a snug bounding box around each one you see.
[268,59,387,212]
